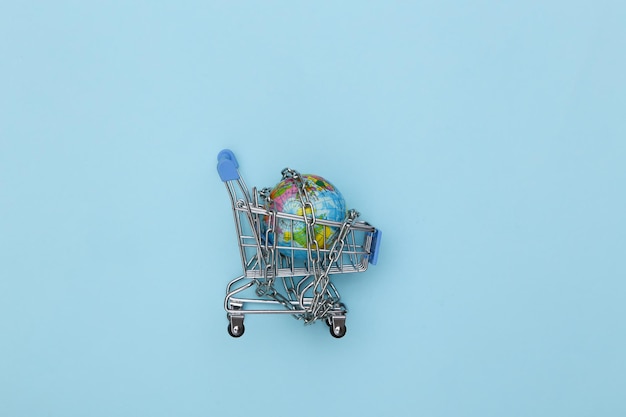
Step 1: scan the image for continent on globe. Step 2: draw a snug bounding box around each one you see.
[265,174,346,258]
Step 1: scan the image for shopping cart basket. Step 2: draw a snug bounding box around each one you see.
[217,149,381,338]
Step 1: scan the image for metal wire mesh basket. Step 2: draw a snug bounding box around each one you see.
[218,149,381,338]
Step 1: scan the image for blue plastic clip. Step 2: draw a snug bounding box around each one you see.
[369,229,382,265]
[217,149,240,182]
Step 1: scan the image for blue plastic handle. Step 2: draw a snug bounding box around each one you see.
[217,149,240,181]
[368,229,382,265]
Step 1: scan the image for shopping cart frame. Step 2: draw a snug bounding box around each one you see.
[217,149,381,338]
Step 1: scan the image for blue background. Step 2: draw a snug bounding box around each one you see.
[1,2,625,416]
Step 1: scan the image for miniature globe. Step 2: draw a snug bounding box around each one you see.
[265,174,346,258]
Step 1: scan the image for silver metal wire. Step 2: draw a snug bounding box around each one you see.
[221,160,379,335]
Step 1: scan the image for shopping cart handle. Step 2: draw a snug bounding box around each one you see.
[217,149,240,181]
[369,229,382,265]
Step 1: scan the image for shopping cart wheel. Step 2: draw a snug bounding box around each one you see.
[227,322,245,338]
[227,313,245,338]
[330,324,347,338]
[328,316,347,338]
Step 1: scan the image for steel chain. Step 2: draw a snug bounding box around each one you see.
[308,209,358,320]
[282,168,358,323]
[254,169,359,322]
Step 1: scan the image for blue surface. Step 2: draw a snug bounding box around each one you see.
[1,2,625,416]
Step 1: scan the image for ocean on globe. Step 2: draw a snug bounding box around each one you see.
[264,174,346,259]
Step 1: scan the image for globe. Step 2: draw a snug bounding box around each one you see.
[264,174,346,259]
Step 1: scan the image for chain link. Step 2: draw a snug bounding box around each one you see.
[282,169,358,323]
[254,169,358,323]
[307,209,358,321]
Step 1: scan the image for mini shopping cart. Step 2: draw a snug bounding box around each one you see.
[217,149,381,338]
